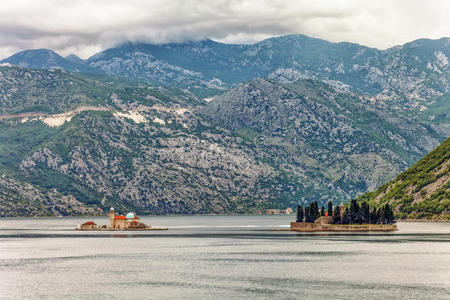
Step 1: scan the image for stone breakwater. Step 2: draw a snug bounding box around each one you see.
[290,222,398,232]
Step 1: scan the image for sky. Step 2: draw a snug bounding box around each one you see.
[0,0,449,59]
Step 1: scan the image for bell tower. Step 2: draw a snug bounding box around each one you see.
[109,207,115,229]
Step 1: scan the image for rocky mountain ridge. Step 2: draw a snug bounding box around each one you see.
[1,49,99,74]
[0,66,448,216]
[200,78,448,199]
[84,35,450,106]
[0,67,299,216]
[3,34,448,107]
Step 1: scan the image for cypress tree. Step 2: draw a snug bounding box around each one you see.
[359,201,370,224]
[313,201,319,221]
[321,205,325,216]
[305,206,310,223]
[307,203,312,222]
[349,199,360,224]
[296,205,304,222]
[376,207,382,224]
[390,205,396,224]
[327,201,333,216]
[379,206,386,224]
[342,207,350,224]
[369,207,378,224]
[384,204,395,224]
[333,206,341,224]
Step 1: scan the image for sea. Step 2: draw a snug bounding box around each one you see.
[0,215,449,299]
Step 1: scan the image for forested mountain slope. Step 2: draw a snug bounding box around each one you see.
[357,138,449,220]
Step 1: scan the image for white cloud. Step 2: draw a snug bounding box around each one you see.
[0,0,448,59]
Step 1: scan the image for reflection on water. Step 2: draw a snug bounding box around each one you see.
[0,215,449,299]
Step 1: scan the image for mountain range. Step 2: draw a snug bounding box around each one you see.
[0,34,448,217]
[2,34,449,105]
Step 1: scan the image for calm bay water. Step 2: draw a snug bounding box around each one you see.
[0,215,449,299]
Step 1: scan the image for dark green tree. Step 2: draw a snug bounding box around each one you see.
[359,201,370,224]
[369,207,378,224]
[383,204,395,224]
[296,205,304,222]
[308,203,313,222]
[378,206,386,224]
[333,205,341,224]
[305,206,310,223]
[327,201,333,216]
[342,207,350,224]
[321,205,325,216]
[306,203,312,222]
[313,201,320,221]
[349,199,360,224]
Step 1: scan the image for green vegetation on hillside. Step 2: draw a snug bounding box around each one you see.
[0,66,202,115]
[357,138,449,220]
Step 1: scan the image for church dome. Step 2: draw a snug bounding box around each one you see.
[126,212,135,219]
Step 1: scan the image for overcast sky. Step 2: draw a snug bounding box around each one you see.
[0,0,449,59]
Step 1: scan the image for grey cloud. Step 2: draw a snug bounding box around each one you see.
[0,0,448,59]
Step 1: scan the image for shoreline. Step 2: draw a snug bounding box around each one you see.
[290,222,398,232]
[76,227,168,231]
[0,214,449,222]
[397,218,450,222]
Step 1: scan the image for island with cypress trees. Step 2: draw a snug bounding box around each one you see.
[290,200,397,232]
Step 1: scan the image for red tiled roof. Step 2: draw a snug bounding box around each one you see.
[114,216,126,220]
[82,221,96,226]
[131,220,138,223]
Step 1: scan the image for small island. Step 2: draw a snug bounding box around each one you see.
[76,207,168,231]
[290,200,397,232]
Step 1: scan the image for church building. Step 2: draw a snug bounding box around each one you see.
[108,207,145,230]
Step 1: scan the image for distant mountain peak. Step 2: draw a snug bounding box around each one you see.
[1,48,100,74]
[65,54,85,64]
